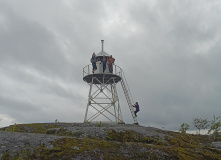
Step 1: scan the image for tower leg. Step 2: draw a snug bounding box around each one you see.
[84,78,94,123]
[84,76,124,123]
[112,81,124,124]
[110,84,117,122]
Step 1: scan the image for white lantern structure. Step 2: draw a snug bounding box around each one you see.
[83,40,138,124]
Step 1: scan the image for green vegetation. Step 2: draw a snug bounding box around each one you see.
[164,132,221,159]
[1,123,221,159]
[106,129,163,145]
[0,123,88,138]
[95,121,102,127]
[105,129,221,159]
[208,115,221,141]
[0,123,59,134]
[179,123,189,134]
[0,137,167,159]
[192,117,209,134]
[179,115,221,135]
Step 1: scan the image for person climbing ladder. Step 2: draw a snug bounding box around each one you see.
[133,102,140,117]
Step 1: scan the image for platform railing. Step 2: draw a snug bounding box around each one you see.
[83,64,123,78]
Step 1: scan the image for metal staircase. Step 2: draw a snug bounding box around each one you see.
[120,71,138,124]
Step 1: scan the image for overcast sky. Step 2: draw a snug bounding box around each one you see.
[0,0,221,131]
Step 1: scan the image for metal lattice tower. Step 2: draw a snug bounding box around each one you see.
[83,40,138,124]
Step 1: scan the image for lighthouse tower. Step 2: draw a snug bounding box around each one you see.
[83,40,138,124]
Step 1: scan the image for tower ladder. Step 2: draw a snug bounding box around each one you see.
[120,71,138,124]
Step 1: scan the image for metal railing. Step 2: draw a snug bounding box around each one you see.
[83,64,123,78]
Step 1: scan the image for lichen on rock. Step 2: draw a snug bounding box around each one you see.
[0,123,221,160]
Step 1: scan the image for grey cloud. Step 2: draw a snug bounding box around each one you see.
[0,0,221,131]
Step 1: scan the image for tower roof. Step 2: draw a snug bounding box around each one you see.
[96,40,110,57]
[96,50,110,57]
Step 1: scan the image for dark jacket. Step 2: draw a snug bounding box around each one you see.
[91,57,97,63]
[133,104,139,111]
[102,58,107,64]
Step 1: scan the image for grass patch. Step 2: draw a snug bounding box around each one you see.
[0,123,59,134]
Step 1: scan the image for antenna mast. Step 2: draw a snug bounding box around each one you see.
[101,40,104,51]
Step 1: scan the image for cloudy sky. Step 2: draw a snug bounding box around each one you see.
[0,0,221,131]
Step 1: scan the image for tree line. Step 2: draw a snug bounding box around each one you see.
[179,115,221,139]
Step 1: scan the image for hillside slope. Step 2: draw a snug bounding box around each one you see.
[0,123,221,160]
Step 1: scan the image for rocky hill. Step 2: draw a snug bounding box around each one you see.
[0,122,221,160]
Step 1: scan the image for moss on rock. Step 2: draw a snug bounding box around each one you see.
[0,123,58,134]
[1,123,221,159]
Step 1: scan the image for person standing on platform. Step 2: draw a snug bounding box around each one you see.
[107,55,115,73]
[90,53,97,73]
[101,56,107,73]
[133,102,140,117]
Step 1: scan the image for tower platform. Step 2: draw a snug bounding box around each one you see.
[83,64,123,84]
[83,73,122,84]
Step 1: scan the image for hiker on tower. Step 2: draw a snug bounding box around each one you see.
[133,102,139,117]
[90,52,97,73]
[101,56,107,73]
[107,55,115,73]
